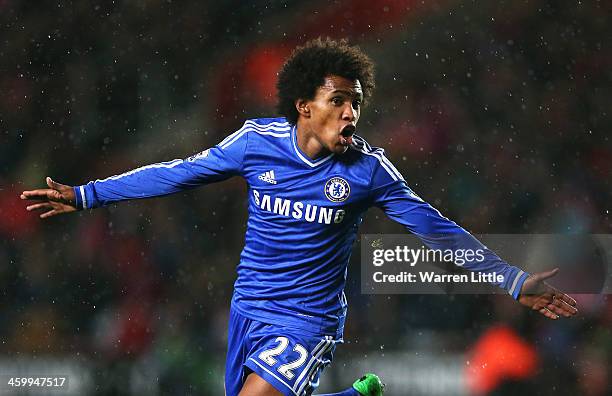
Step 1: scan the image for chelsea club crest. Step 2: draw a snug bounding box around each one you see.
[324,177,350,202]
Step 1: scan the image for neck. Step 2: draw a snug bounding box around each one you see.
[295,122,329,160]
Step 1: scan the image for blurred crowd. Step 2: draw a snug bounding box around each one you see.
[1,1,610,395]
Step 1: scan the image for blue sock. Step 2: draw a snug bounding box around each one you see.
[316,388,360,396]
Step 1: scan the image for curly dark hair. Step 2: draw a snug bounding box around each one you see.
[276,37,376,124]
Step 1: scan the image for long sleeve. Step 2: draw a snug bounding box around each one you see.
[369,149,529,299]
[73,123,249,210]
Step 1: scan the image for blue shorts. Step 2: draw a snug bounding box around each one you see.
[225,306,341,396]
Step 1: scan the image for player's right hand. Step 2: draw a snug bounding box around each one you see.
[20,177,77,218]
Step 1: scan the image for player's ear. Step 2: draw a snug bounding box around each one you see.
[295,99,310,118]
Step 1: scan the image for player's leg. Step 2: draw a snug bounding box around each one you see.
[238,372,283,396]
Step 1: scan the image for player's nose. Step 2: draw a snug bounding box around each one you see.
[341,103,356,121]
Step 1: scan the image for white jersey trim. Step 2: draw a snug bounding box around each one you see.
[295,336,334,395]
[219,120,290,144]
[509,270,526,296]
[220,120,290,149]
[94,159,184,183]
[293,337,330,391]
[351,135,405,182]
[79,185,87,209]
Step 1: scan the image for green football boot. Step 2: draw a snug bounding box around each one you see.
[352,373,384,396]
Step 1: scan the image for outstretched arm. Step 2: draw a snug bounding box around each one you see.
[21,121,251,213]
[367,147,578,319]
[21,177,77,218]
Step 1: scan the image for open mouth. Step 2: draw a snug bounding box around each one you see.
[340,124,356,146]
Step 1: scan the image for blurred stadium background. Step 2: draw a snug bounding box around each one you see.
[1,1,610,395]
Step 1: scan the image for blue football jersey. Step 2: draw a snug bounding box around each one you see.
[74,117,528,336]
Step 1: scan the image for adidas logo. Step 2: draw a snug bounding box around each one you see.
[258,170,277,184]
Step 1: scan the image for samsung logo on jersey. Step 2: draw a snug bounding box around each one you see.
[252,189,345,224]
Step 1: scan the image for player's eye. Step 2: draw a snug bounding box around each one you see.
[331,97,343,106]
[352,100,362,110]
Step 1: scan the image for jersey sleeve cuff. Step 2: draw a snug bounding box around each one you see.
[508,270,530,300]
[73,186,84,210]
[73,185,94,210]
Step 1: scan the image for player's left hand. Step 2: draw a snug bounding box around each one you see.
[517,268,578,319]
